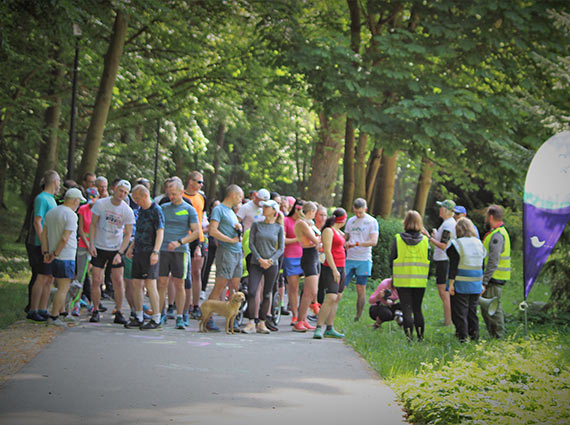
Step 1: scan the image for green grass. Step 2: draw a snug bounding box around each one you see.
[337,250,570,424]
[0,191,31,329]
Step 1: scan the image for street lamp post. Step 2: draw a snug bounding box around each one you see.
[67,23,82,180]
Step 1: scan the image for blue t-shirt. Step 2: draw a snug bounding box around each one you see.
[160,201,198,253]
[133,202,165,253]
[33,192,57,245]
[210,203,241,253]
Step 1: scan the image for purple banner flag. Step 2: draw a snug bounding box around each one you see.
[523,131,570,299]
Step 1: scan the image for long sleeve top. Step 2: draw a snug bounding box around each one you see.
[249,221,284,265]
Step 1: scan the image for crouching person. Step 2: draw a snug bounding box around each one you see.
[368,278,402,329]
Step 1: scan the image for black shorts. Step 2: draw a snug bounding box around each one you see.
[132,251,159,280]
[159,251,189,280]
[190,240,204,258]
[434,260,449,285]
[301,247,321,277]
[318,265,345,295]
[91,248,124,269]
[27,244,53,275]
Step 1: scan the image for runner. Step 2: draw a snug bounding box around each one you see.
[283,199,304,323]
[157,179,199,329]
[345,198,379,321]
[294,201,321,332]
[124,185,164,330]
[41,188,85,325]
[314,208,347,339]
[88,180,135,324]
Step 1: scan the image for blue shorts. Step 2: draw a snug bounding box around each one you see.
[283,257,303,277]
[345,260,372,286]
[51,259,76,279]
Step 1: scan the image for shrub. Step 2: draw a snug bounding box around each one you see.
[371,216,403,282]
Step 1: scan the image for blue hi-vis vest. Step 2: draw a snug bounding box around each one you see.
[451,237,487,294]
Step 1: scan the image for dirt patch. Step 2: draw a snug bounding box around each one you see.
[0,320,62,387]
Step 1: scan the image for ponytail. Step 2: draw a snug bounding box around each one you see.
[322,208,347,231]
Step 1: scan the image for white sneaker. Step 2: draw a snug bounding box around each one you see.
[242,322,256,334]
[200,290,206,300]
[47,317,67,327]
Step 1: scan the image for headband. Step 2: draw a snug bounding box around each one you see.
[335,214,347,223]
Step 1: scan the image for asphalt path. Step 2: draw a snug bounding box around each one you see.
[0,301,409,425]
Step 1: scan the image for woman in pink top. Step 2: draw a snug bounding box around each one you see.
[314,208,347,339]
[368,278,401,330]
[283,199,305,321]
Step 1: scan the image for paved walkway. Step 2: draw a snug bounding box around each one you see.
[0,301,408,425]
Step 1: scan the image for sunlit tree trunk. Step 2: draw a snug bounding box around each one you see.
[354,131,368,200]
[373,150,399,218]
[341,117,355,209]
[365,147,383,206]
[413,156,434,217]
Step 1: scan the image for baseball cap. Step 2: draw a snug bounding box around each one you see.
[86,187,99,204]
[260,200,279,212]
[116,179,131,191]
[436,199,456,211]
[454,205,467,215]
[256,188,270,201]
[65,188,87,202]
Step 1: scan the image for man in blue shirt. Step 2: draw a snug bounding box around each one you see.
[206,184,244,331]
[157,179,200,329]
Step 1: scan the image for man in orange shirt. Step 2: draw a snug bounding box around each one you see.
[183,171,207,319]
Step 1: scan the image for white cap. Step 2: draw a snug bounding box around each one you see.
[65,188,87,202]
[260,200,279,212]
[116,179,131,191]
[256,188,270,201]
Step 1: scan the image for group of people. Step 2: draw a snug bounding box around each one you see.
[369,200,510,342]
[24,168,511,342]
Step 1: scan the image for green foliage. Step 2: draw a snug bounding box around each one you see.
[0,281,27,329]
[371,216,403,282]
[543,226,570,314]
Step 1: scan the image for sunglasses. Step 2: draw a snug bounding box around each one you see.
[194,180,204,184]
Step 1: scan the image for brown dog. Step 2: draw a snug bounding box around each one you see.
[199,291,246,334]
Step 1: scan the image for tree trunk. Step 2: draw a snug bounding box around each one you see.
[78,10,128,177]
[207,121,225,202]
[341,117,355,209]
[305,113,345,206]
[413,156,435,217]
[18,48,64,242]
[365,147,383,205]
[373,150,399,218]
[354,131,368,200]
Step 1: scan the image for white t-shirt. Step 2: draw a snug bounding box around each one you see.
[345,214,379,261]
[433,217,457,261]
[237,200,264,232]
[91,197,136,251]
[45,205,78,261]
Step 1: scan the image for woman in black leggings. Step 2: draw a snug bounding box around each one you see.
[390,210,430,341]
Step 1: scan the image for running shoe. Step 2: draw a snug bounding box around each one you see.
[183,313,190,327]
[88,304,94,314]
[190,306,202,320]
[324,328,345,338]
[71,304,80,317]
[113,311,127,325]
[160,314,168,325]
[280,306,291,316]
[38,310,49,320]
[143,304,153,315]
[256,321,270,334]
[47,317,67,327]
[307,314,318,322]
[98,303,108,312]
[265,317,279,332]
[140,319,162,330]
[89,310,100,322]
[293,321,307,332]
[80,296,89,307]
[166,306,176,319]
[206,317,220,332]
[310,302,321,315]
[242,322,256,334]
[27,311,47,323]
[175,316,186,330]
[313,326,324,339]
[124,318,143,329]
[233,318,240,332]
[290,316,298,326]
[302,320,316,330]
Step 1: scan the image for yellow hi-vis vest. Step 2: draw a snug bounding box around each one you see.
[393,234,429,288]
[483,226,511,281]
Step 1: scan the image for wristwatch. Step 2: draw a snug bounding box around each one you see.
[177,238,183,245]
[152,250,159,255]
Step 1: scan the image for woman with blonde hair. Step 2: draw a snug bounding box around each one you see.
[293,201,321,332]
[447,217,486,342]
[390,210,430,341]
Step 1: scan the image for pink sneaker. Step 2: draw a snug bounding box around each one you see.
[293,321,307,332]
[302,320,316,330]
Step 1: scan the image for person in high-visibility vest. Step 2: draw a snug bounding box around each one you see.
[390,210,430,341]
[447,218,487,342]
[481,205,511,339]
